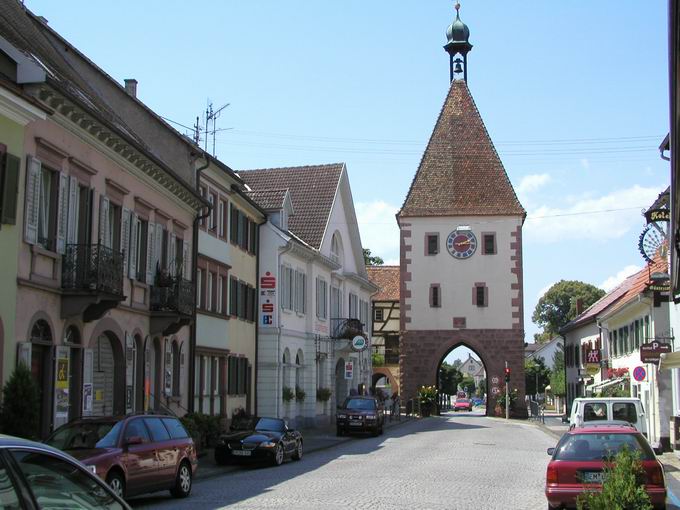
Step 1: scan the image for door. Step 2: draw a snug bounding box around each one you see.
[143,417,175,486]
[121,418,157,496]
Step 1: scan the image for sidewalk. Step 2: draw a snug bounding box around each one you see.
[194,414,415,481]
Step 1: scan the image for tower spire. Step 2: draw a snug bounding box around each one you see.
[444,1,473,83]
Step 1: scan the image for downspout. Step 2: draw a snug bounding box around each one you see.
[188,155,211,413]
[253,220,262,415]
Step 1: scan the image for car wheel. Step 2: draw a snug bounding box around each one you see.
[292,440,303,461]
[106,471,125,499]
[170,461,192,498]
[273,444,284,466]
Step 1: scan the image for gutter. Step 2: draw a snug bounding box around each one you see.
[188,155,212,413]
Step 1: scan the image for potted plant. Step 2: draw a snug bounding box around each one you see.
[316,387,332,402]
[418,385,438,417]
[295,386,306,403]
[282,386,294,403]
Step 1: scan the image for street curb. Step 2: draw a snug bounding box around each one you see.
[193,416,417,483]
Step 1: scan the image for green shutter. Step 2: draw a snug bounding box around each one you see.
[1,154,19,224]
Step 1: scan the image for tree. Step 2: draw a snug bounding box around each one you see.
[363,248,384,266]
[550,346,566,397]
[525,357,551,397]
[532,280,605,339]
[0,363,40,439]
[475,378,486,397]
[439,362,463,395]
[460,376,476,395]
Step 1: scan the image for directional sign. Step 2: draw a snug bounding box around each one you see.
[632,366,647,382]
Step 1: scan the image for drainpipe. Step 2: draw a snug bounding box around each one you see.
[188,155,211,413]
[253,220,262,415]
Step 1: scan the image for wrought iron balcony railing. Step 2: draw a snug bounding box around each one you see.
[62,243,124,296]
[150,276,195,317]
[330,318,364,339]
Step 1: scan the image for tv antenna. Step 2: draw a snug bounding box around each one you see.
[204,101,231,156]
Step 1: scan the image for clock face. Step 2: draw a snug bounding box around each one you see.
[446,229,477,259]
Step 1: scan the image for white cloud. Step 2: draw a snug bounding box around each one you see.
[524,185,664,243]
[355,200,400,263]
[599,265,641,292]
[517,173,551,194]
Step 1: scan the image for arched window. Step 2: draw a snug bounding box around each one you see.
[31,320,52,343]
[63,325,80,345]
[330,233,343,267]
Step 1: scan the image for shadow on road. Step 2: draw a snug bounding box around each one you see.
[129,413,490,508]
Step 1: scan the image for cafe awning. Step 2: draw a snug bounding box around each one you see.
[659,351,680,371]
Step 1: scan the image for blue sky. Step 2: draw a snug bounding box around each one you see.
[26,1,670,344]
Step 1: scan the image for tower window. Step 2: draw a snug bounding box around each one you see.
[473,284,488,307]
[482,233,496,255]
[430,284,441,308]
[426,234,439,255]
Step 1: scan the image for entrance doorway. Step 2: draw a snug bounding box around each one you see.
[438,345,487,415]
[29,319,53,438]
[335,358,347,408]
[92,333,124,416]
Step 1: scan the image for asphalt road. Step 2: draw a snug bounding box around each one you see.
[130,410,556,510]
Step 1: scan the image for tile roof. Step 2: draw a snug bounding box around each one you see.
[604,256,668,317]
[244,189,289,211]
[237,164,343,249]
[366,266,400,301]
[399,80,525,218]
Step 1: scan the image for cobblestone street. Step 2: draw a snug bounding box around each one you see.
[131,411,556,510]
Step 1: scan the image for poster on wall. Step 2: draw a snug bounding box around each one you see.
[54,346,70,425]
[344,361,354,380]
[82,383,93,414]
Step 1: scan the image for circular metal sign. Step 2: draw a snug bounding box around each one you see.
[633,366,647,382]
[491,386,500,395]
[491,376,499,385]
[351,335,367,352]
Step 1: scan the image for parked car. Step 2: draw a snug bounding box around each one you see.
[45,414,197,500]
[568,397,647,437]
[470,397,484,406]
[336,396,384,436]
[545,424,665,509]
[215,417,303,467]
[453,398,473,412]
[0,434,130,509]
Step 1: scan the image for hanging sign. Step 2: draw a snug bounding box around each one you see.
[344,361,354,380]
[640,341,672,365]
[351,336,367,352]
[645,208,670,224]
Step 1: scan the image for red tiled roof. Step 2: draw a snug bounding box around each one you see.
[605,257,668,316]
[399,80,525,218]
[244,189,289,211]
[366,266,400,301]
[238,164,343,249]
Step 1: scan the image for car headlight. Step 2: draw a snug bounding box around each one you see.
[260,441,277,448]
[337,414,347,419]
[366,415,377,420]
[86,465,97,475]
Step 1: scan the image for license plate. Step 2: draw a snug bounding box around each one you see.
[349,421,363,426]
[582,471,604,484]
[232,450,251,457]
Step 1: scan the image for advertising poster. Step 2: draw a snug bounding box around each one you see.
[82,383,93,414]
[344,361,354,380]
[54,347,69,420]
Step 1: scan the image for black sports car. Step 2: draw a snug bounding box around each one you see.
[214,417,303,467]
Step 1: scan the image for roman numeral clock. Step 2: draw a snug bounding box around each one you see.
[446,227,477,259]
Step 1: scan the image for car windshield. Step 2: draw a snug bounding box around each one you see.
[457,399,469,403]
[46,420,122,450]
[344,399,376,410]
[554,432,655,461]
[255,418,285,432]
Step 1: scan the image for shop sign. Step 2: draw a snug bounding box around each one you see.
[645,208,670,223]
[647,282,671,292]
[640,341,672,365]
[351,335,367,352]
[586,364,600,376]
[344,361,354,380]
[585,349,601,364]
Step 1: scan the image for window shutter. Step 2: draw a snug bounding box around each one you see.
[170,232,177,275]
[301,274,306,314]
[146,222,155,284]
[55,173,69,254]
[98,195,110,247]
[154,223,163,274]
[121,208,130,275]
[24,156,42,245]
[17,342,31,368]
[125,333,134,414]
[66,176,78,244]
[230,205,238,243]
[1,154,20,225]
[183,239,190,280]
[128,213,138,279]
[82,348,94,416]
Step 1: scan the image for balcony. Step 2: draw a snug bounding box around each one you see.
[61,243,125,322]
[330,318,364,340]
[150,274,195,336]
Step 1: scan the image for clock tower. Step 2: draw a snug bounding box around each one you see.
[397,4,527,415]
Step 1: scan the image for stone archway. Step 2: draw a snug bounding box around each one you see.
[400,330,525,417]
[91,331,125,416]
[372,367,398,394]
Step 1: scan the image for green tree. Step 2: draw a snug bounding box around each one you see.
[525,357,551,397]
[363,248,384,266]
[0,363,40,439]
[532,280,605,339]
[475,378,486,397]
[460,376,476,395]
[550,346,566,397]
[439,362,463,395]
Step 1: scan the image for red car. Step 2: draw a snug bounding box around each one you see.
[545,424,665,509]
[45,414,197,500]
[453,398,472,412]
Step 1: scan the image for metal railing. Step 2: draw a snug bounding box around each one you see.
[62,243,124,296]
[329,318,364,339]
[528,400,545,423]
[150,276,195,316]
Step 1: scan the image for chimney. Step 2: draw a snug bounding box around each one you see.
[575,298,584,315]
[124,79,138,98]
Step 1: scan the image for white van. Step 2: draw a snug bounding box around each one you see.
[568,397,647,436]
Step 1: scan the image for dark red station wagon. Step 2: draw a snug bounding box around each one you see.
[545,424,665,509]
[45,414,197,500]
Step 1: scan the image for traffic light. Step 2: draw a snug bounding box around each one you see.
[504,366,511,383]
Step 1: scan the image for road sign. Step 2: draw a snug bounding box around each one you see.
[491,386,500,395]
[640,341,672,365]
[632,366,647,382]
[491,376,499,385]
